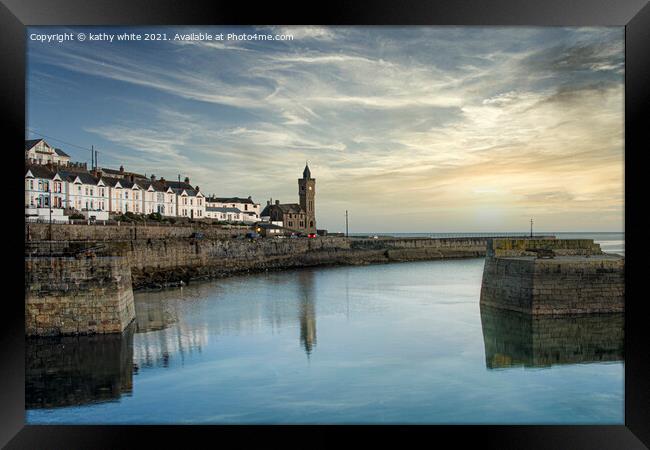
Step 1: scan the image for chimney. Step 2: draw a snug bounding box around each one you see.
[150,174,156,181]
[275,200,280,205]
[267,200,271,206]
[129,174,135,182]
[184,176,190,184]
[160,177,166,186]
[119,165,124,173]
[195,185,200,192]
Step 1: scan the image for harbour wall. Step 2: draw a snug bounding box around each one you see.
[24,223,559,335]
[480,239,624,314]
[25,222,249,241]
[25,254,136,336]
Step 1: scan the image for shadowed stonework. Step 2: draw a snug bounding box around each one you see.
[25,324,135,409]
[480,305,623,369]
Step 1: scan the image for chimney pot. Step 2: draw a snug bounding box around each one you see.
[275,200,280,205]
[119,165,124,173]
[151,174,156,181]
[184,176,190,183]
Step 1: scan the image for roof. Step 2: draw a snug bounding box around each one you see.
[206,206,242,213]
[54,148,70,157]
[260,203,305,217]
[59,170,100,185]
[167,181,202,196]
[207,196,255,204]
[25,164,56,179]
[25,139,43,151]
[100,167,147,179]
[303,163,311,179]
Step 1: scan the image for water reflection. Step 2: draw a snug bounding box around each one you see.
[25,324,134,409]
[297,271,317,356]
[133,293,207,370]
[480,305,624,369]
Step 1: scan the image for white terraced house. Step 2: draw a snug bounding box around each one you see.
[103,178,145,214]
[205,196,260,223]
[24,164,69,222]
[25,139,71,166]
[59,170,106,213]
[167,178,205,219]
[140,175,177,216]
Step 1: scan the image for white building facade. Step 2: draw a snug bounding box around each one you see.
[25,139,71,166]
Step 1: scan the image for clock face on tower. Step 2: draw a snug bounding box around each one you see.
[308,186,312,190]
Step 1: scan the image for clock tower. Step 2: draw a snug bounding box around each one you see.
[298,163,316,232]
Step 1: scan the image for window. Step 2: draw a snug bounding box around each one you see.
[125,192,129,199]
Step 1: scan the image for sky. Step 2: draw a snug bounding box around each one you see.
[26,26,624,233]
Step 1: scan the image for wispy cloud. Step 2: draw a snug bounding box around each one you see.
[27,26,624,231]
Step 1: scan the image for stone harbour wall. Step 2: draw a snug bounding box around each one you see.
[25,222,248,242]
[480,255,624,314]
[25,255,136,336]
[125,236,490,289]
[487,238,601,257]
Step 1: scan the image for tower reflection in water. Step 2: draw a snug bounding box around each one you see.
[297,270,317,357]
[480,304,624,369]
[26,270,320,409]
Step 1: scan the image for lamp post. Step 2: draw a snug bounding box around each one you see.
[345,210,349,238]
[49,188,53,255]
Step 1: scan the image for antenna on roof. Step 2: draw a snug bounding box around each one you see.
[95,149,98,170]
[91,145,94,169]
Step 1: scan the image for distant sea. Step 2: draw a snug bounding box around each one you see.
[348,232,625,256]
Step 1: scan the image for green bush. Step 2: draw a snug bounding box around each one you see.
[69,213,85,220]
[147,212,163,221]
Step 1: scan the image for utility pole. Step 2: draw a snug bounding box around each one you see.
[530,218,533,238]
[345,210,349,237]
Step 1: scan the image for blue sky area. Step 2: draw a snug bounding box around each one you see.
[27,26,624,232]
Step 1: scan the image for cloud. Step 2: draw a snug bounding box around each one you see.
[27,26,625,231]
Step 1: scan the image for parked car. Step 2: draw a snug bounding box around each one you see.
[246,232,260,239]
[307,233,317,238]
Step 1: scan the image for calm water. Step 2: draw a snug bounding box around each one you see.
[26,234,624,424]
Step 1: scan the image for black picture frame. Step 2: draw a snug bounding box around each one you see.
[2,0,648,448]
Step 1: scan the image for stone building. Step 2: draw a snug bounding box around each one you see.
[260,164,316,234]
